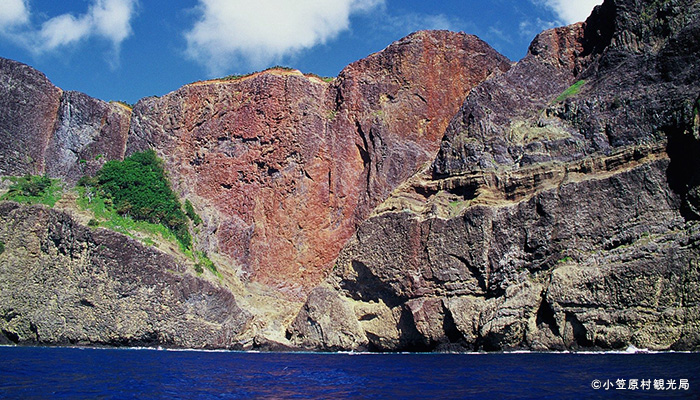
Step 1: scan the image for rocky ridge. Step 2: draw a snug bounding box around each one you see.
[0,58,131,184]
[0,0,698,351]
[287,0,700,351]
[0,202,251,348]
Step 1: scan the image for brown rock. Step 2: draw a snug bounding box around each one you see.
[289,0,700,352]
[127,31,511,297]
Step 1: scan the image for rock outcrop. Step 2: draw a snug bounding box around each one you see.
[288,0,700,351]
[0,202,252,348]
[0,58,131,184]
[127,31,511,297]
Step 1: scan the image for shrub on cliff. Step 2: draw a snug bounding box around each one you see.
[80,150,192,249]
[1,175,62,206]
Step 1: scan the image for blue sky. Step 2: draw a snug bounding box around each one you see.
[0,0,602,104]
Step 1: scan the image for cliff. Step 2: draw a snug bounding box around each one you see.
[0,0,698,352]
[0,58,131,184]
[288,0,700,351]
[0,202,251,348]
[0,31,510,347]
[126,31,510,297]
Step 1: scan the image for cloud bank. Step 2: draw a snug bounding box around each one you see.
[0,0,30,30]
[537,0,604,25]
[185,0,384,74]
[0,0,136,60]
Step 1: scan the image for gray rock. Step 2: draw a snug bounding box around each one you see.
[0,202,252,348]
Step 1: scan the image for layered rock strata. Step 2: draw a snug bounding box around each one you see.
[288,0,700,351]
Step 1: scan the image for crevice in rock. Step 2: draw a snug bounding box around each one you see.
[396,305,430,352]
[29,322,39,342]
[340,260,403,308]
[1,329,19,344]
[447,184,477,200]
[449,253,486,292]
[441,302,464,343]
[665,117,700,220]
[535,297,560,337]
[565,312,593,347]
[79,299,95,308]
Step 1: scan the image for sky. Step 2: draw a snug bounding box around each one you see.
[0,0,603,105]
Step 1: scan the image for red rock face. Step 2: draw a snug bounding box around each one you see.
[128,31,512,297]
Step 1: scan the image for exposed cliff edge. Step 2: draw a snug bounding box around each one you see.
[288,0,700,351]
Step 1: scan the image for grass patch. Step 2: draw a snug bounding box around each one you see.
[111,100,134,109]
[557,256,573,264]
[326,109,338,121]
[220,74,248,82]
[194,251,219,276]
[553,80,585,103]
[1,175,63,207]
[78,150,191,249]
[0,240,4,255]
[75,185,189,252]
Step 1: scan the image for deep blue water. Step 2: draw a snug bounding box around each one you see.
[0,347,699,399]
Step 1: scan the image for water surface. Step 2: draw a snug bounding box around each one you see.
[1,346,698,399]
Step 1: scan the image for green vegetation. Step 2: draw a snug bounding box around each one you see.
[76,184,187,251]
[112,100,134,109]
[195,251,219,276]
[326,109,338,121]
[78,150,191,249]
[220,74,248,81]
[305,72,335,83]
[2,152,219,276]
[270,65,294,71]
[184,199,202,225]
[557,256,573,264]
[1,175,63,207]
[554,80,586,103]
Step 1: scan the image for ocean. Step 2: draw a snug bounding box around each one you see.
[0,346,698,399]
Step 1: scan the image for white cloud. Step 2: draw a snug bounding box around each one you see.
[185,0,385,74]
[91,0,136,44]
[536,0,604,25]
[1,0,136,62]
[0,0,30,30]
[38,13,93,49]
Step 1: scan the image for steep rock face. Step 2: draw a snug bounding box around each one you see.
[0,202,252,348]
[332,31,512,214]
[289,0,700,351]
[434,0,700,176]
[0,58,61,176]
[46,92,131,184]
[127,31,511,297]
[0,58,132,184]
